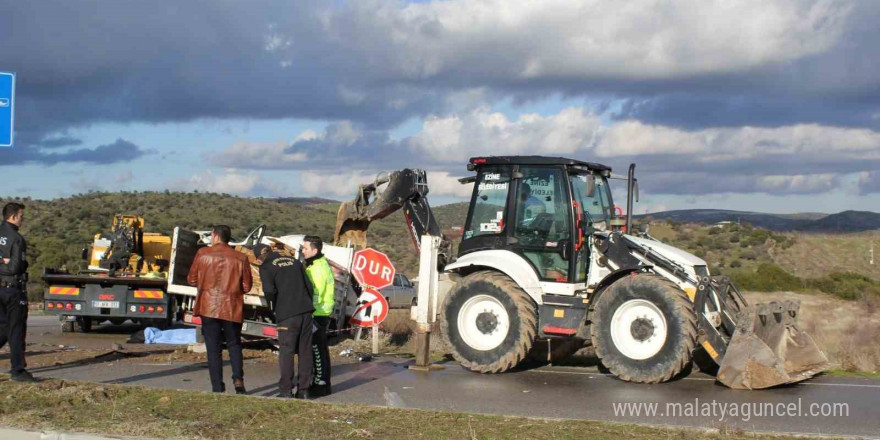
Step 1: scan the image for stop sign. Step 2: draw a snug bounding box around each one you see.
[351,248,396,290]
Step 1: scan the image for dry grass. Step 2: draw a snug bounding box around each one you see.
[746,291,880,373]
[0,378,821,440]
[772,231,880,280]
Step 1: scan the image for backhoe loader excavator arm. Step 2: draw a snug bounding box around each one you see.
[334,169,449,262]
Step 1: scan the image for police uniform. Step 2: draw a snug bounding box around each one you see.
[257,247,315,398]
[0,220,31,379]
[305,253,334,397]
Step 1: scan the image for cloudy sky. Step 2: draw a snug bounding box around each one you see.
[2,0,879,213]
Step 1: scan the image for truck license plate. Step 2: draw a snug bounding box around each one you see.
[93,301,119,309]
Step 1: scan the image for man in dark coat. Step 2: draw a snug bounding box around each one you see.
[254,244,315,399]
[0,202,36,382]
[187,225,252,394]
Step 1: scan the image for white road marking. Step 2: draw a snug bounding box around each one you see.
[532,369,880,389]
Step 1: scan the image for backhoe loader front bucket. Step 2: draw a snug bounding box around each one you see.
[717,300,829,390]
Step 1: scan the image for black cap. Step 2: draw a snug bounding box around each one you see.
[252,244,271,258]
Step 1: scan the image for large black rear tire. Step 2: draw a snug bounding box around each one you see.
[590,273,697,383]
[441,271,537,373]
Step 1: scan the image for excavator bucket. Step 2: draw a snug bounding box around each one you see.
[333,169,441,253]
[717,300,829,390]
[334,201,370,249]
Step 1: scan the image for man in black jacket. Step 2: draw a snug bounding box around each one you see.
[0,202,36,382]
[254,244,315,399]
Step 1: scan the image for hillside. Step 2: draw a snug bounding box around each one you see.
[771,231,879,280]
[641,209,880,232]
[5,192,877,302]
[1,192,435,300]
[274,197,338,205]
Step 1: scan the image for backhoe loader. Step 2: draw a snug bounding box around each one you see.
[334,156,828,389]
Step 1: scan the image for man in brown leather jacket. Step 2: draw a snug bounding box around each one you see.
[187,225,252,394]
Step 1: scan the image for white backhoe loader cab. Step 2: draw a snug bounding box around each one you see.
[334,156,828,389]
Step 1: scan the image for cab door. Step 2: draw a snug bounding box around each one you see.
[460,165,513,255]
[508,166,575,285]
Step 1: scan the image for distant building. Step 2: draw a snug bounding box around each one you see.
[712,221,734,228]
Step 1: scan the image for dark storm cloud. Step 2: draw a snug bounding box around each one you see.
[4,0,879,141]
[3,0,880,195]
[35,136,84,149]
[613,96,880,131]
[610,1,880,130]
[1,139,150,165]
[2,1,441,152]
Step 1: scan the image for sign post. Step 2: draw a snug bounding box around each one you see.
[0,72,14,148]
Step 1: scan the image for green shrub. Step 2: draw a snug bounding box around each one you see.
[807,272,880,301]
[740,250,758,260]
[729,263,803,292]
[729,259,742,268]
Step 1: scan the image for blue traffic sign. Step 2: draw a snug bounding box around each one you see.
[0,72,15,148]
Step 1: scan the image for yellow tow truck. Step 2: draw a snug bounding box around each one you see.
[42,215,176,332]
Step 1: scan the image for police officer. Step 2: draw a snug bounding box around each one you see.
[301,235,334,397]
[254,244,315,399]
[0,202,36,382]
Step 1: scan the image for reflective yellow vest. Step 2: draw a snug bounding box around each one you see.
[306,256,335,317]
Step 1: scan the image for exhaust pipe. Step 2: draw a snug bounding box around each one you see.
[626,163,635,233]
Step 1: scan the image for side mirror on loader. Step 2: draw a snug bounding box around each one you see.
[586,174,596,197]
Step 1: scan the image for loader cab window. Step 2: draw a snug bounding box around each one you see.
[464,166,511,240]
[571,173,611,229]
[512,167,571,282]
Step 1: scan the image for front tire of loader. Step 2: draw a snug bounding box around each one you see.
[441,270,537,373]
[591,273,697,383]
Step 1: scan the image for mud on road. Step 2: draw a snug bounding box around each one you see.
[0,314,370,373]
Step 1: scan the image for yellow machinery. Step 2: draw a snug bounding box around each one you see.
[44,214,175,333]
[86,215,171,277]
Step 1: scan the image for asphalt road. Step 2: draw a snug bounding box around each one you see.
[6,315,880,438]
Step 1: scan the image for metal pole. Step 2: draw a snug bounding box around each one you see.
[372,316,379,355]
[410,235,444,371]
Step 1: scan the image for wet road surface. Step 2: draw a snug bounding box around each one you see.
[6,315,879,438]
